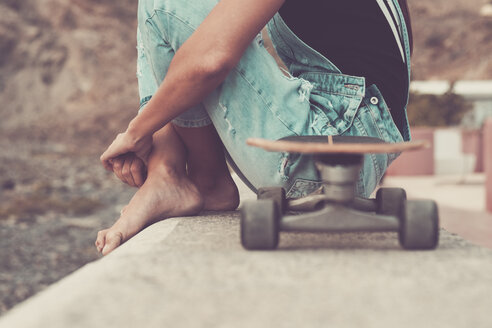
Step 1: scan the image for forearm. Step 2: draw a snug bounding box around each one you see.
[127,0,285,141]
[128,51,231,139]
[100,0,285,170]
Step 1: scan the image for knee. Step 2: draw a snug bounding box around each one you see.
[137,0,154,25]
[150,0,218,33]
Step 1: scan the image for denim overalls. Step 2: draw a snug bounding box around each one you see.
[136,0,411,198]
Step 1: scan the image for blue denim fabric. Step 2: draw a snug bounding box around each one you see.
[136,0,409,198]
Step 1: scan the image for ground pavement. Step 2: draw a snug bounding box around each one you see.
[0,175,491,328]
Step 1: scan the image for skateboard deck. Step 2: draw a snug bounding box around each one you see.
[246,135,428,154]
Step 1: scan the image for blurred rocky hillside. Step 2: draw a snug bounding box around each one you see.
[0,0,138,152]
[0,0,491,150]
[410,0,492,81]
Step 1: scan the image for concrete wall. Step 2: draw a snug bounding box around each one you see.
[387,127,486,176]
[386,127,435,176]
[434,128,476,175]
[485,119,492,213]
[387,122,491,213]
[462,129,484,172]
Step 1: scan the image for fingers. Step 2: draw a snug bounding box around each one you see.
[100,133,128,170]
[100,142,117,171]
[131,158,146,187]
[101,155,113,171]
[113,155,135,187]
[100,132,153,173]
[112,154,146,188]
[112,156,126,184]
[122,156,137,187]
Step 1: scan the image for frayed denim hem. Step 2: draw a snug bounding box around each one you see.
[172,117,213,128]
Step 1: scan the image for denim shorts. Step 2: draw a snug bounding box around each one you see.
[136,0,409,198]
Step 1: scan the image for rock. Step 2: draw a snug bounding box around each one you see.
[60,216,100,229]
[1,179,15,190]
[480,4,492,17]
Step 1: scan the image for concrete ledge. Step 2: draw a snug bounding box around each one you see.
[2,178,492,327]
[485,119,492,212]
[0,218,181,328]
[2,220,492,327]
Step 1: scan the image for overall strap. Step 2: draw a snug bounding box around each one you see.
[375,0,412,140]
[390,0,412,82]
[375,0,405,63]
[391,0,412,140]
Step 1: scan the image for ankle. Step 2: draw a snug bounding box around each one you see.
[189,170,239,209]
[148,162,185,180]
[189,170,232,192]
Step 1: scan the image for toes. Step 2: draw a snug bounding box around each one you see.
[95,228,125,255]
[101,231,124,256]
[95,229,109,253]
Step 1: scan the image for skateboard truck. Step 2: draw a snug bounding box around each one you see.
[240,136,439,251]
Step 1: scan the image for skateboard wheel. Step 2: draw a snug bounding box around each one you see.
[376,188,406,217]
[240,199,280,250]
[258,187,287,214]
[399,200,439,250]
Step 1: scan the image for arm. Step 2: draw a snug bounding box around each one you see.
[101,0,285,169]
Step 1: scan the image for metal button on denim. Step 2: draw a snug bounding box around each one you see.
[370,97,379,105]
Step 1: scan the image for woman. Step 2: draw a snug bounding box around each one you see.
[95,0,413,255]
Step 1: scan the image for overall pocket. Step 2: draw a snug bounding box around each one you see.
[354,85,404,153]
[347,84,405,196]
[282,73,367,198]
[301,72,366,136]
[309,90,365,136]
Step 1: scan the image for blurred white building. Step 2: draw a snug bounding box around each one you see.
[409,80,492,175]
[480,3,492,17]
[454,81,492,128]
[410,80,492,128]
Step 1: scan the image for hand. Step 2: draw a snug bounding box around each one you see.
[112,153,147,187]
[100,130,153,172]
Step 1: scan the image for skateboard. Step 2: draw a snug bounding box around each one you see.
[240,135,439,250]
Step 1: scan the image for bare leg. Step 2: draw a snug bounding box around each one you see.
[96,124,202,255]
[95,124,239,255]
[174,124,239,211]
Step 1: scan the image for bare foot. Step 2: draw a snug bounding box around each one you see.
[95,168,240,255]
[95,167,203,255]
[191,173,240,212]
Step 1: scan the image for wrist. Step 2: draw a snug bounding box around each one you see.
[127,118,150,145]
